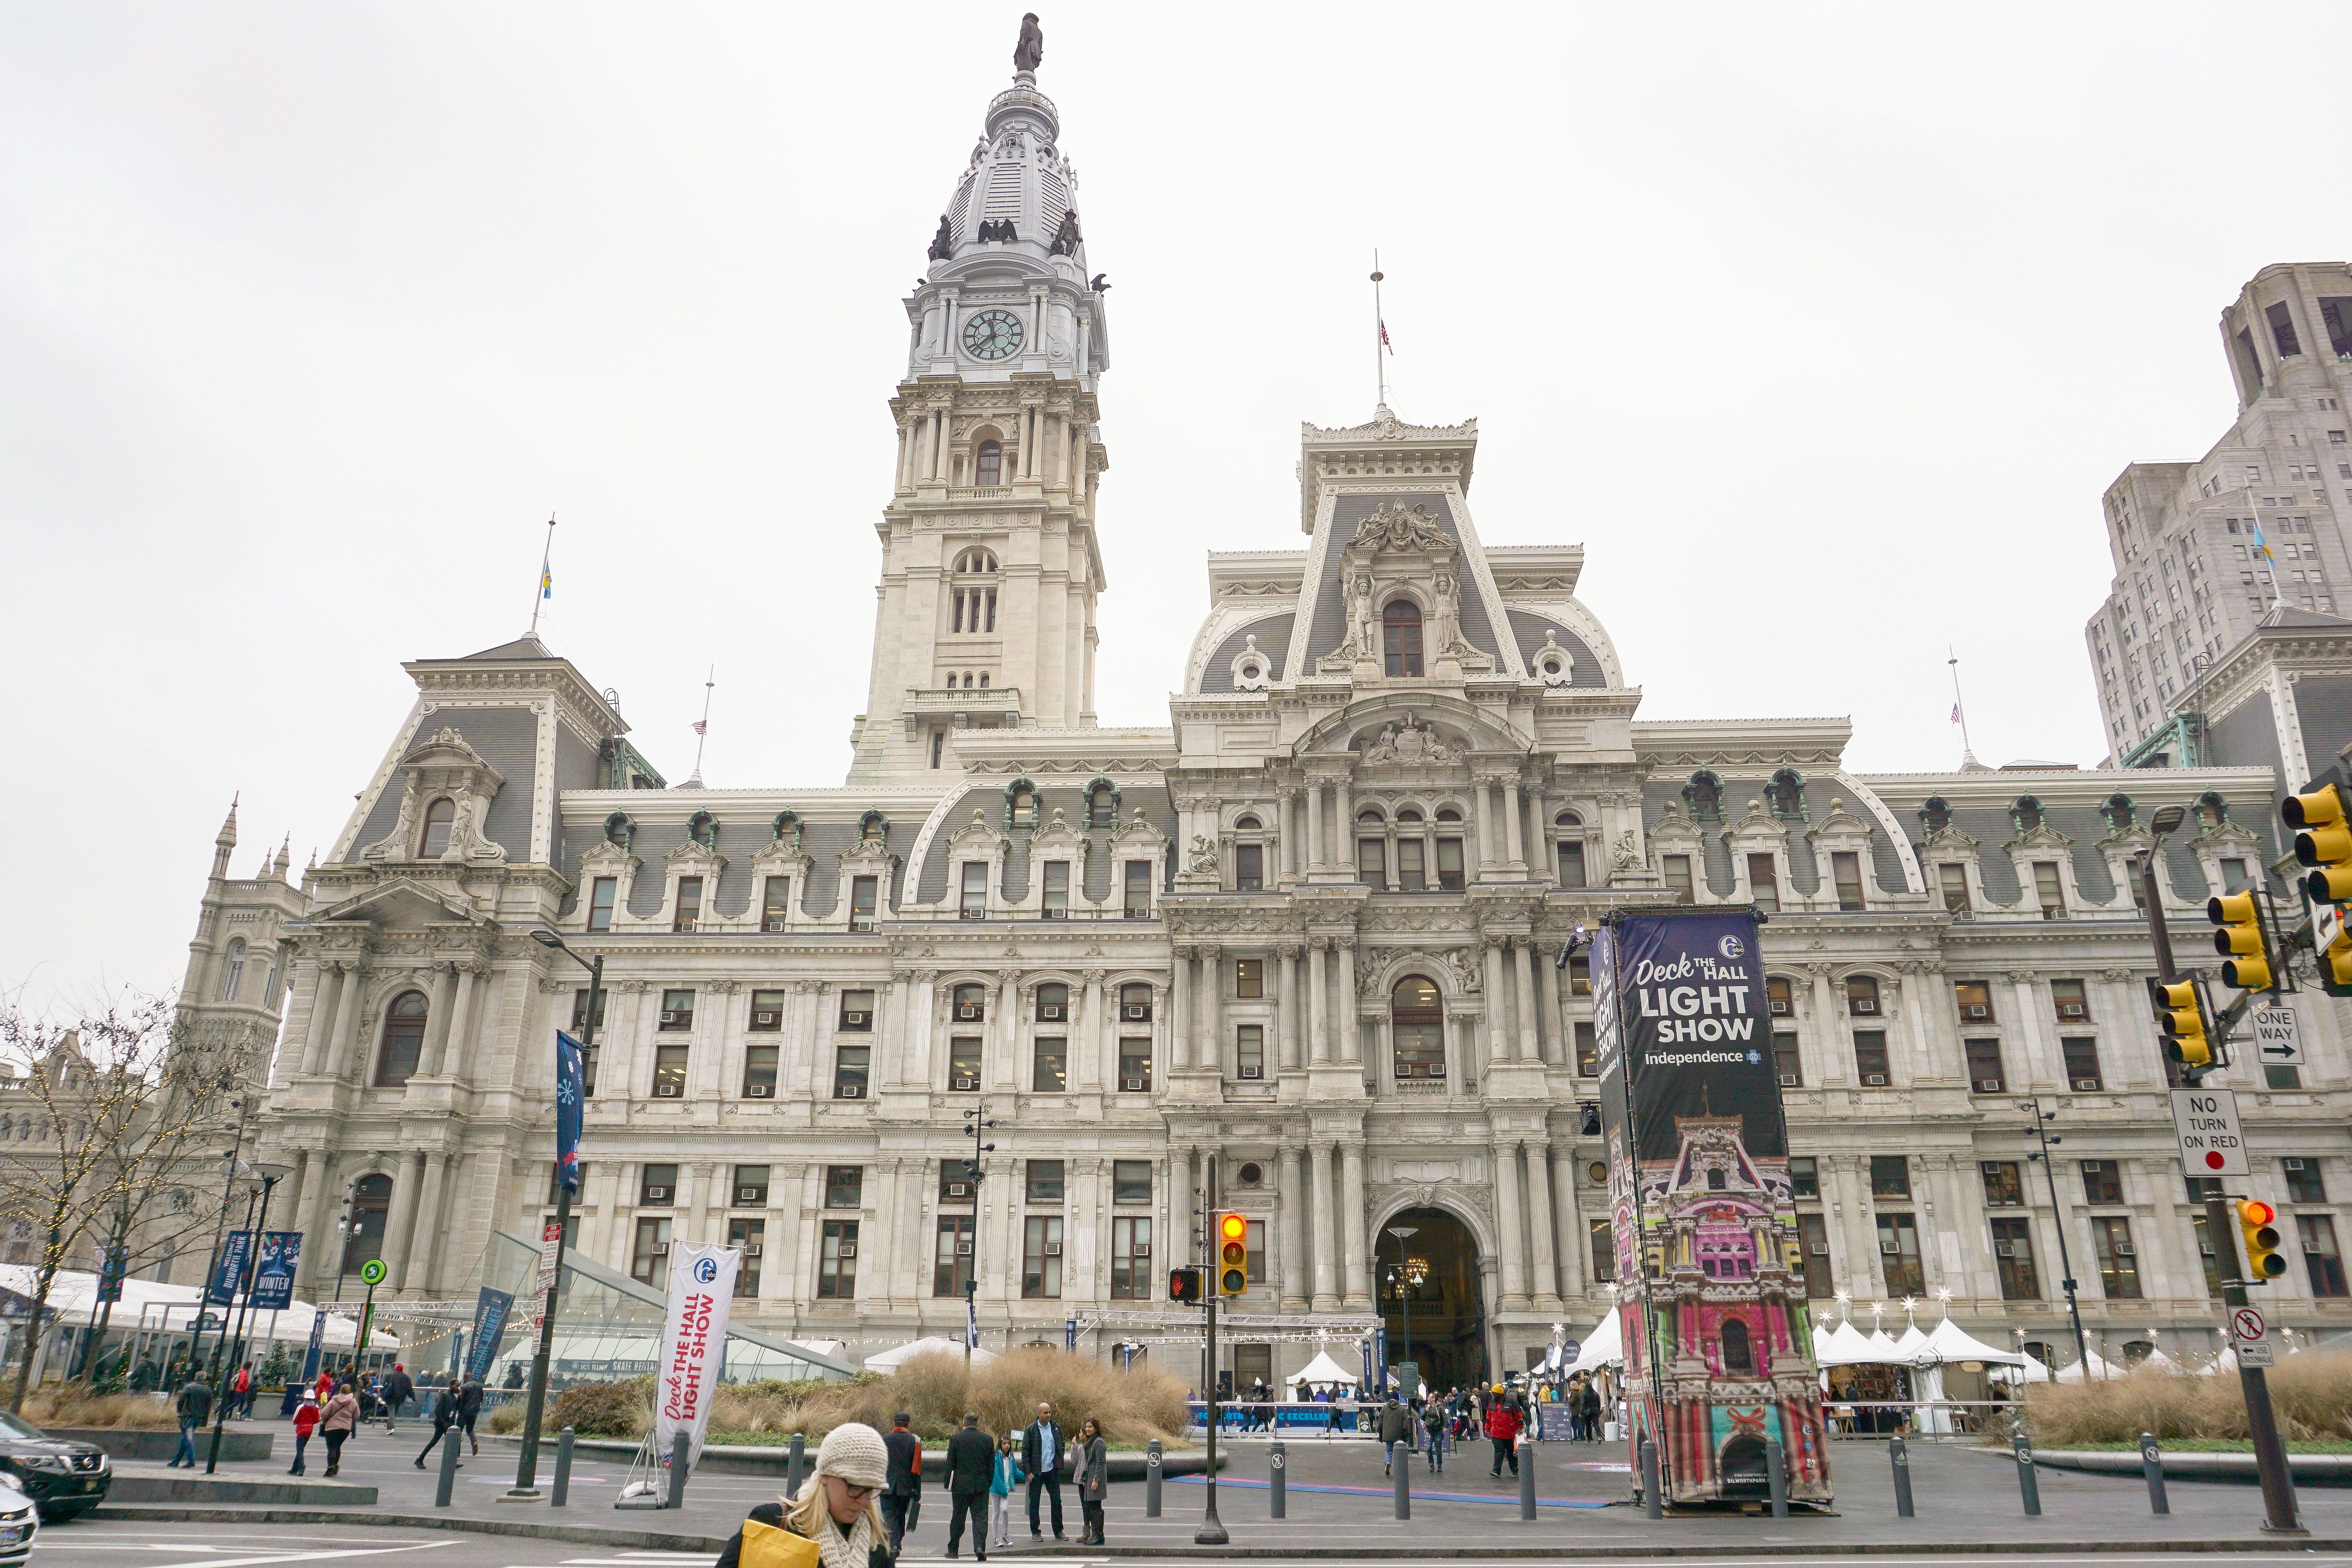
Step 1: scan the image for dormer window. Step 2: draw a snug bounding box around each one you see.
[2196,791,2228,827]
[689,812,718,849]
[2101,793,2135,833]
[1382,600,1424,677]
[418,798,456,859]
[1921,797,1951,834]
[2012,796,2043,834]
[1767,770,1805,821]
[975,440,1002,487]
[1685,772,1722,822]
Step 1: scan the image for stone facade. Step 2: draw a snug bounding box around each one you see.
[213,51,2352,1384]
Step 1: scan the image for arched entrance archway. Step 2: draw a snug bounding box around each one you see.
[1377,1206,1485,1393]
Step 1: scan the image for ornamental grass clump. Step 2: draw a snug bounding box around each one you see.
[2022,1351,2352,1447]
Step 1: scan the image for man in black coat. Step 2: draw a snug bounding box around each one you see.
[881,1411,922,1553]
[1018,1400,1069,1541]
[941,1412,995,1560]
[380,1363,414,1434]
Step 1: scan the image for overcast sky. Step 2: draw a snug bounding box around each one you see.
[5,2,2347,1010]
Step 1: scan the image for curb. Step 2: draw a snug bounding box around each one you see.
[86,1506,731,1550]
[2013,1448,2352,1485]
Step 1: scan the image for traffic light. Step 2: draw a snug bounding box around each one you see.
[2286,783,2352,902]
[2151,977,2212,1073]
[1215,1212,1249,1296]
[2207,892,2277,992]
[1167,1265,1202,1304]
[2237,1199,2287,1284]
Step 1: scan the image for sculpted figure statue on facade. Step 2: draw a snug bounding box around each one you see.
[1186,835,1220,874]
[1014,12,1043,72]
[1445,946,1482,994]
[1363,713,1458,765]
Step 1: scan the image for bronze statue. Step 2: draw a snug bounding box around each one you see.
[1015,13,1043,72]
[1048,209,1082,257]
[927,215,954,261]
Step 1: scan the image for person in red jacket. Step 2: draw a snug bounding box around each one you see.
[289,1390,320,1475]
[1484,1386,1521,1478]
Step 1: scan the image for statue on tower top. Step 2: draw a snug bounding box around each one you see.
[1014,13,1044,73]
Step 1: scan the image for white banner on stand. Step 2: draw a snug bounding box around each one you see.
[655,1245,739,1468]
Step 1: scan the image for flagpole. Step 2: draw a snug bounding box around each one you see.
[1371,251,1386,407]
[527,515,556,636]
[688,667,716,783]
[1947,646,1979,766]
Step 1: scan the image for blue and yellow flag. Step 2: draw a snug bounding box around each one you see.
[2252,521,2276,564]
[539,562,554,600]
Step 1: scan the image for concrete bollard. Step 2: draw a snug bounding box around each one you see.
[1640,1435,1662,1521]
[1395,1442,1411,1520]
[1889,1434,1914,1518]
[2013,1432,2040,1517]
[665,1431,691,1510]
[1764,1436,1788,1520]
[1270,1440,1286,1519]
[1518,1434,1535,1521]
[551,1427,575,1509]
[1146,1438,1162,1517]
[2139,1432,2169,1515]
[434,1423,461,1507]
[785,1432,806,1496]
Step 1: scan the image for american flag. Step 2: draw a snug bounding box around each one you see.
[691,720,707,736]
[1950,704,1962,724]
[1379,319,1393,354]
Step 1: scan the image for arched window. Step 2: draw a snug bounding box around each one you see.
[1921,797,1952,835]
[2196,791,2228,827]
[2012,796,2043,834]
[262,945,285,1005]
[689,811,718,849]
[1006,780,1038,828]
[604,812,634,849]
[2101,793,2135,833]
[218,939,246,1002]
[952,983,986,1022]
[1086,779,1120,827]
[1847,974,1881,1017]
[1685,772,1723,821]
[1036,983,1069,1022]
[340,1173,393,1276]
[1721,1318,1753,1375]
[978,672,989,688]
[1706,1166,1727,1191]
[1391,975,1445,1081]
[955,548,998,573]
[418,798,457,858]
[1357,808,1386,824]
[375,991,429,1087]
[1767,769,1805,821]
[1234,815,1261,831]
[975,440,1003,487]
[1382,600,1424,677]
[1396,808,1422,824]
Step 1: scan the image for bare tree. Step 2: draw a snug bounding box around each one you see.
[0,992,250,1410]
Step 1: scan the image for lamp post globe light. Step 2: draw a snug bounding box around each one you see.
[1386,1225,1417,1398]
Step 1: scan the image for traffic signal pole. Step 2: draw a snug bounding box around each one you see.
[2140,850,2302,1536]
[1196,1155,1227,1546]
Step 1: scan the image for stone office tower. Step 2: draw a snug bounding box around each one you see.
[230,38,2352,1385]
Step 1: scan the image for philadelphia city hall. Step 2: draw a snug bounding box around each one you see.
[179,24,2352,1391]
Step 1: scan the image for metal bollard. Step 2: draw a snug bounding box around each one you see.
[1146,1438,1162,1517]
[1518,1434,1535,1521]
[1889,1434,1914,1518]
[665,1431,690,1510]
[551,1427,575,1509]
[1270,1440,1286,1519]
[1395,1442,1411,1520]
[2013,1432,2040,1517]
[434,1423,461,1507]
[2139,1432,2169,1515]
[1640,1435,1662,1521]
[1764,1436,1788,1520]
[785,1431,806,1495]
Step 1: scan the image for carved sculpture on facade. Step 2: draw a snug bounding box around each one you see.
[1186,834,1221,874]
[1360,713,1461,765]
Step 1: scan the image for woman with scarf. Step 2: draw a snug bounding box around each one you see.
[715,1422,896,1568]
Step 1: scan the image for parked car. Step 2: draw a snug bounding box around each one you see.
[0,1411,107,1522]
[0,1476,37,1561]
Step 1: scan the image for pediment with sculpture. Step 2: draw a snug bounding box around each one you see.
[1320,501,1493,675]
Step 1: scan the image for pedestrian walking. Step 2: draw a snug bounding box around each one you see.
[288,1389,319,1474]
[1074,1417,1108,1547]
[881,1411,922,1554]
[1485,1385,1521,1477]
[987,1434,1022,1551]
[1421,1396,1447,1473]
[1579,1380,1602,1442]
[168,1376,213,1468]
[1019,1400,1069,1541]
[713,1422,895,1568]
[941,1412,994,1561]
[457,1375,484,1456]
[413,1382,461,1469]
[229,1362,253,1419]
[381,1362,413,1433]
[1378,1395,1412,1476]
[320,1381,359,1477]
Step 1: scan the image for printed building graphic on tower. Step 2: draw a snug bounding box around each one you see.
[1594,909,1832,1508]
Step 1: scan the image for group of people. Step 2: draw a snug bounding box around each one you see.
[1369,1384,1555,1480]
[718,1406,1112,1568]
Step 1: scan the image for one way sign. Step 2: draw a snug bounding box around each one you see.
[2172,1087,2249,1178]
[2251,1004,2303,1066]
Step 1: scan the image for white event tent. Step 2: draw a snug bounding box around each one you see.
[1564,1307,1623,1374]
[863,1336,996,1370]
[1285,1349,1360,1391]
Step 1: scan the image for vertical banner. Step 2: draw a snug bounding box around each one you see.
[555,1031,585,1193]
[966,1298,980,1351]
[301,1309,328,1383]
[1595,909,1832,1509]
[655,1245,739,1469]
[465,1288,515,1384]
[251,1233,301,1311]
[532,1219,564,1336]
[207,1231,253,1307]
[94,1244,127,1305]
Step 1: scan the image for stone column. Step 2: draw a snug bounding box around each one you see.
[1526,1140,1561,1309]
[1308,940,1330,1065]
[1503,780,1526,869]
[1309,1141,1339,1310]
[1080,970,1106,1093]
[1280,1143,1309,1311]
[1552,1147,1586,1299]
[1536,944,1564,1066]
[402,1151,449,1293]
[1199,945,1223,1076]
[1169,948,1193,1072]
[1341,1143,1370,1308]
[437,962,482,1077]
[331,961,367,1080]
[1513,940,1540,1063]
[1494,1139,1530,1308]
[418,962,457,1082]
[381,1151,425,1292]
[1277,944,1301,1071]
[1335,938,1359,1065]
[1473,781,1496,869]
[898,1157,927,1301]
[300,962,345,1075]
[995,970,1022,1091]
[1334,777,1354,865]
[1484,936,1512,1062]
[1171,1147,1196,1267]
[1306,783,1325,872]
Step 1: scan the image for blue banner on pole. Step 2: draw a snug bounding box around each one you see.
[301,1308,327,1383]
[555,1031,585,1192]
[94,1244,127,1305]
[464,1288,514,1384]
[207,1231,252,1307]
[251,1232,301,1312]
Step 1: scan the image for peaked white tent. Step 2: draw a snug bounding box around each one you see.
[1817,1320,1878,1366]
[1922,1317,2024,1366]
[1865,1328,1902,1358]
[864,1335,996,1370]
[1286,1349,1360,1389]
[1565,1307,1623,1374]
[2142,1347,2182,1372]
[2055,1348,2127,1382]
[1889,1324,1929,1360]
[2018,1349,2052,1383]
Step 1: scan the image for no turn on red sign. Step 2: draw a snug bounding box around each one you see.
[2171,1087,2249,1177]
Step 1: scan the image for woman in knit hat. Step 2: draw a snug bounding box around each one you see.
[714,1421,895,1568]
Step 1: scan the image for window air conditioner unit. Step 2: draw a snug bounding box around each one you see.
[677,919,699,933]
[956,1240,973,1256]
[2285,1158,2306,1170]
[954,1077,976,1090]
[741,1242,762,1257]
[2057,1003,2088,1020]
[1808,1241,1829,1256]
[1124,1005,1148,1020]
[655,1083,682,1097]
[837,1084,865,1099]
[1240,1065,1261,1079]
[849,920,874,933]
[1042,908,1068,920]
[955,1005,983,1021]
[1778,1073,1800,1088]
[837,1242,857,1258]
[746,1084,773,1098]
[1977,1078,2004,1093]
[737,1188,763,1204]
[1852,999,1878,1016]
[2073,1079,2101,1092]
[1044,1241,1062,1257]
[1124,1078,1146,1092]
[650,1242,670,1257]
[1040,1004,1065,1020]
[1395,1063,1414,1078]
[2114,1240,2136,1256]
[754,1011,779,1027]
[1880,1240,1900,1255]
[1994,1241,2014,1257]
[764,920,787,933]
[1963,1005,1990,1020]
[2200,1240,2217,1256]
[659,1011,682,1025]
[844,1012,871,1027]
[1429,1061,1447,1077]
[1769,999,1790,1015]
[961,908,986,921]
[1863,1073,1888,1086]
[644,1186,672,1202]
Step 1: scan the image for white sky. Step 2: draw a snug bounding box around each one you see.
[5,2,2347,1008]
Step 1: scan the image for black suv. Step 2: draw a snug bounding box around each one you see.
[0,1412,108,1521]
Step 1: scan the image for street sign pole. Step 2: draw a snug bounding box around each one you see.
[2202,1191,2301,1534]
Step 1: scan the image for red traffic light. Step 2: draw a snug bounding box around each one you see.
[2240,1199,2275,1227]
[1167,1265,1202,1304]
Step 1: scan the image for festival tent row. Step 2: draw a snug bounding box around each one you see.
[864,1336,997,1370]
[1564,1306,1623,1376]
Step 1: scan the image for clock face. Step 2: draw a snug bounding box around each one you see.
[961,308,1024,361]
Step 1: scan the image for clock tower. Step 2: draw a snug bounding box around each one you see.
[847,40,1111,785]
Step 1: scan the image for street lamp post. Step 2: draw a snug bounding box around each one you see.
[505,930,600,1503]
[206,1162,291,1474]
[2019,1099,2093,1379]
[1386,1226,1417,1397]
[961,1108,996,1365]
